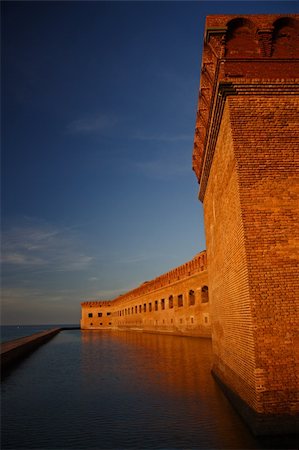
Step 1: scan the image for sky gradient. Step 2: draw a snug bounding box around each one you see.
[2,1,298,325]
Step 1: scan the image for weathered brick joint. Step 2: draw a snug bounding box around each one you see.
[81,251,211,338]
[81,15,299,436]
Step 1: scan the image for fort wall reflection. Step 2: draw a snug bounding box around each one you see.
[80,330,260,448]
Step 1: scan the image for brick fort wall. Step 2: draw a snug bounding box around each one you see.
[81,251,211,338]
[192,14,299,434]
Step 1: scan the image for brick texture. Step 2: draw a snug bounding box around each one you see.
[81,252,211,338]
[194,14,299,420]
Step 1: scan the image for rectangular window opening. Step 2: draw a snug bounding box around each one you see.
[169,296,173,309]
[178,294,183,307]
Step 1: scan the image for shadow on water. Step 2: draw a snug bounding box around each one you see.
[1,330,298,449]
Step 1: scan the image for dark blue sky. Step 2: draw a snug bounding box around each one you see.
[2,1,298,324]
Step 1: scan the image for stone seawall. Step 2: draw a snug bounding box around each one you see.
[1,328,61,371]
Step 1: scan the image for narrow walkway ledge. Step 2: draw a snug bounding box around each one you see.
[1,328,62,373]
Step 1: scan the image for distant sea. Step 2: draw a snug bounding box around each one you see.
[0,324,79,343]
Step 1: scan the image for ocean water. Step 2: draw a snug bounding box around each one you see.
[0,324,78,343]
[1,329,298,449]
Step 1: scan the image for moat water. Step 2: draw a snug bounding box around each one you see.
[1,329,298,449]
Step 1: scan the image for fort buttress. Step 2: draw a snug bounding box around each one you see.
[81,15,299,436]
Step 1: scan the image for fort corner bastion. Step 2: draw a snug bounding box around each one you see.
[81,15,299,435]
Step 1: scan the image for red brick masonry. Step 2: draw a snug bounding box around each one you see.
[193,14,299,435]
[81,251,211,338]
[81,14,298,436]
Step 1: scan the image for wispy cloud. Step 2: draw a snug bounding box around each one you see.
[93,287,132,299]
[1,252,45,266]
[1,287,43,306]
[66,113,118,134]
[95,288,124,298]
[133,132,191,142]
[113,254,152,264]
[131,158,189,179]
[1,220,94,273]
[1,286,82,324]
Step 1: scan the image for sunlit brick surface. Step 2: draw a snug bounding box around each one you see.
[194,14,299,421]
[81,251,211,338]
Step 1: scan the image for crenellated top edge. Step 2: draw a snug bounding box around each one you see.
[82,251,207,307]
[205,14,299,31]
[192,14,299,187]
[81,301,111,307]
[113,250,207,304]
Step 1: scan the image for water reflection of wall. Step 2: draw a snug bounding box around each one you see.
[80,330,213,395]
[79,330,261,449]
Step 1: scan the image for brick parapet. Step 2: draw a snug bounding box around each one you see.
[195,14,299,432]
[81,251,206,309]
[197,79,299,201]
[80,251,210,338]
[81,300,111,307]
[113,251,207,305]
[192,14,299,186]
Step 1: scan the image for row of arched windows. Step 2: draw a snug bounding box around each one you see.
[226,16,298,41]
[224,17,299,58]
[116,286,209,318]
[117,315,209,327]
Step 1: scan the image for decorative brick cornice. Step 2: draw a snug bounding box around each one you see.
[193,14,299,198]
[205,27,228,43]
[198,79,299,201]
[257,28,274,57]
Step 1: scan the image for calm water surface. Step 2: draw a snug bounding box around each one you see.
[0,325,78,343]
[1,330,297,449]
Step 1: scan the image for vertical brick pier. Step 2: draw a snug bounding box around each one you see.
[192,14,299,435]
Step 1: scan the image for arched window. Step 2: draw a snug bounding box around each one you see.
[201,285,209,303]
[189,290,195,306]
[169,295,174,309]
[178,294,183,307]
[272,17,299,57]
[225,18,258,57]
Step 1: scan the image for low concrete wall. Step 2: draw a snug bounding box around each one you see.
[1,328,61,371]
